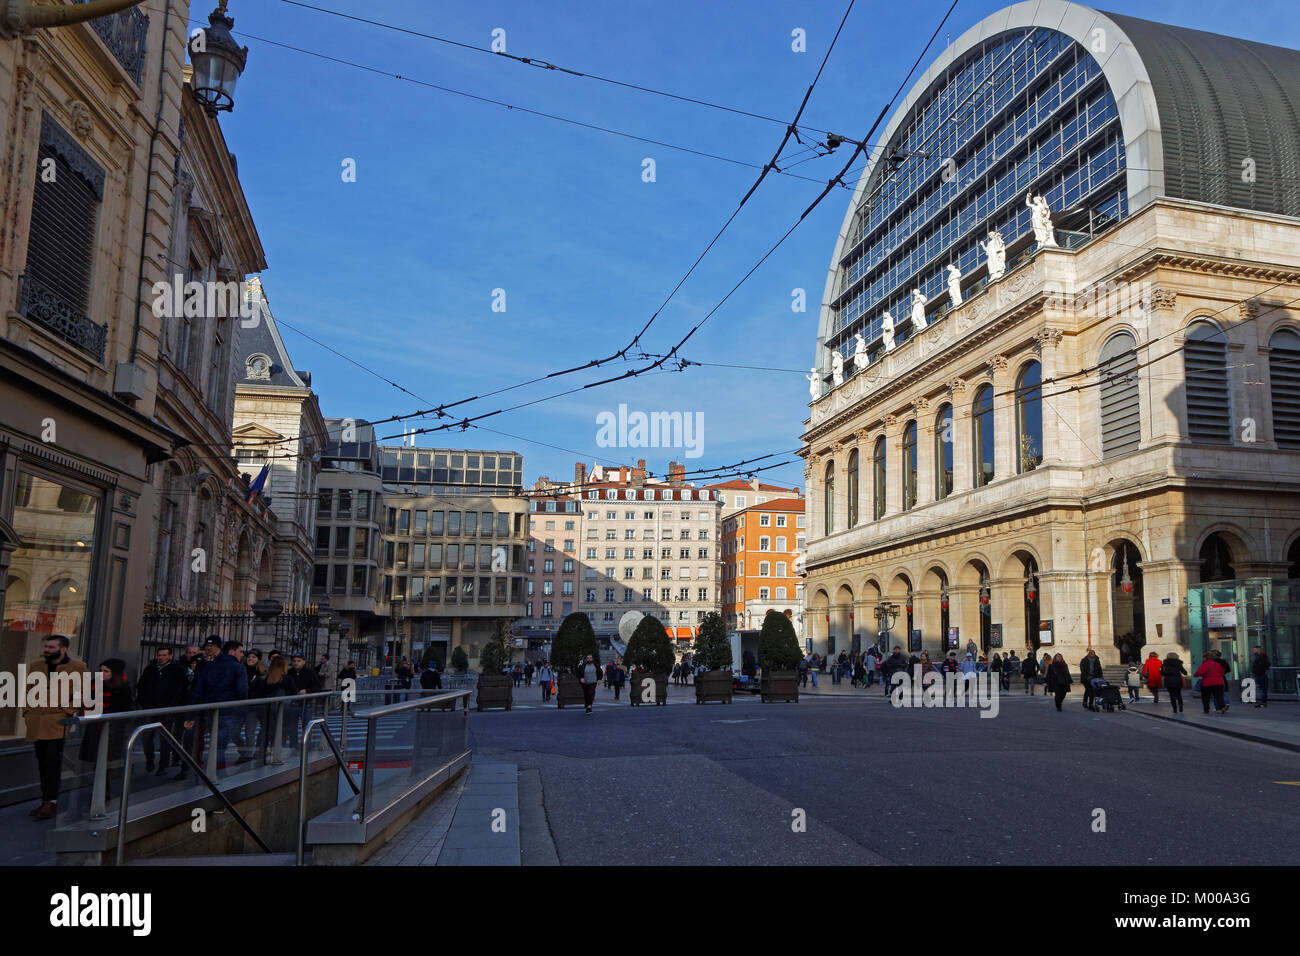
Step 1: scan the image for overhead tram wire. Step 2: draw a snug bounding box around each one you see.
[371,0,876,435]
[277,0,863,148]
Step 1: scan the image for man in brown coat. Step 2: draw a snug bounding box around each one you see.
[23,635,88,820]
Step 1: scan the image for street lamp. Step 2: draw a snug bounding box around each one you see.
[188,2,249,116]
[874,602,899,646]
[0,0,146,39]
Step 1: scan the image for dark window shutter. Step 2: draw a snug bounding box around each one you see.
[1099,335,1140,458]
[1184,333,1231,443]
[1270,330,1300,449]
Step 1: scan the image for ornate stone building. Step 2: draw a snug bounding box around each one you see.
[800,2,1300,670]
[140,69,274,613]
[0,2,181,715]
[232,277,325,608]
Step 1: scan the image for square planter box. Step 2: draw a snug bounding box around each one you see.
[695,671,733,704]
[556,675,587,709]
[629,673,668,706]
[761,670,799,703]
[476,673,513,711]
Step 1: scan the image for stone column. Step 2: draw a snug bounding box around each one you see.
[950,585,980,656]
[992,577,1024,650]
[1034,328,1064,466]
[250,598,283,655]
[1133,558,1193,652]
[948,379,971,493]
[988,354,1015,483]
[914,399,935,507]
[883,415,903,516]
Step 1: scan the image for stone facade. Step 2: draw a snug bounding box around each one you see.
[801,199,1300,666]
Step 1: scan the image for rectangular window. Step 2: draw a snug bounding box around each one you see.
[447,511,461,535]
[414,510,427,534]
[428,577,441,602]
[318,490,332,518]
[430,511,444,534]
[353,528,367,557]
[398,508,409,533]
[760,537,770,551]
[775,536,786,552]
[759,562,770,577]
[698,588,709,601]
[776,515,787,527]
[760,514,770,526]
[429,543,442,569]
[562,580,574,596]
[776,562,787,577]
[446,543,459,567]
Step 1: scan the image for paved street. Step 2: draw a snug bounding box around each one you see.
[465,683,1300,865]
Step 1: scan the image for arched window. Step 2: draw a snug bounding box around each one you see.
[934,404,953,499]
[1269,328,1300,448]
[872,437,886,520]
[1099,332,1140,458]
[1199,534,1235,583]
[823,461,835,535]
[972,384,995,487]
[902,421,918,510]
[846,449,860,527]
[1184,321,1231,443]
[1016,361,1043,473]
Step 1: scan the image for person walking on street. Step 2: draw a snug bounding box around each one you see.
[538,662,554,702]
[1047,653,1072,711]
[136,644,187,774]
[809,655,818,688]
[24,636,88,820]
[883,646,909,696]
[1079,649,1103,709]
[579,654,600,714]
[1038,653,1052,695]
[1160,653,1187,714]
[1125,662,1142,703]
[1021,652,1038,694]
[612,663,626,701]
[1002,650,1018,692]
[797,656,809,688]
[524,661,534,686]
[1140,651,1163,704]
[337,660,358,686]
[1251,646,1271,707]
[1194,654,1228,714]
[182,640,249,776]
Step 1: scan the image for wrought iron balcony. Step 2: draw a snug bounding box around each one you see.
[81,0,149,85]
[18,272,107,362]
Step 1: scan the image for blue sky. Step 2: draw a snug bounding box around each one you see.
[211,0,1300,490]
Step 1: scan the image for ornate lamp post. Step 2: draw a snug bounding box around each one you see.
[188,3,249,116]
[874,602,899,647]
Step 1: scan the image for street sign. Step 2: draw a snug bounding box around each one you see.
[1207,603,1237,628]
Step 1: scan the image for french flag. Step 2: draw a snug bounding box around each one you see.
[245,463,269,504]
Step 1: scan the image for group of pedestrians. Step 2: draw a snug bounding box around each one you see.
[21,635,335,823]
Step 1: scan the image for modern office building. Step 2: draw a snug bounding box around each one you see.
[375,445,528,668]
[721,498,807,635]
[801,1,1300,672]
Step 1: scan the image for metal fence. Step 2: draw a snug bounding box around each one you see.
[138,603,322,675]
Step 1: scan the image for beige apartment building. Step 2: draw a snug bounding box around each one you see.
[800,3,1300,668]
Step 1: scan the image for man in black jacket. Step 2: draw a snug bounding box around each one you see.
[136,645,187,774]
[1079,649,1103,709]
[1021,652,1039,694]
[882,646,910,696]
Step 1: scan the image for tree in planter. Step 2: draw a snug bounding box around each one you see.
[626,614,675,675]
[692,613,732,671]
[450,646,469,673]
[551,612,599,676]
[479,633,509,674]
[758,609,803,672]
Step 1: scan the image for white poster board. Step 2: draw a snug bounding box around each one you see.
[1207,603,1237,628]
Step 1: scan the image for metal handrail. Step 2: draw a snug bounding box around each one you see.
[116,721,271,866]
[354,690,471,820]
[297,717,359,866]
[69,690,337,723]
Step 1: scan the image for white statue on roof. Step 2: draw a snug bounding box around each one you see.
[807,367,820,400]
[910,289,928,330]
[830,348,844,387]
[1027,192,1058,247]
[946,264,963,307]
[852,331,868,373]
[881,311,896,352]
[980,229,1006,281]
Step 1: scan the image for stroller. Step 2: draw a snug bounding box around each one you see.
[1086,677,1125,712]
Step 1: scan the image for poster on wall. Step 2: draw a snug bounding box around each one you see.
[989,623,1003,648]
[947,627,959,649]
[909,629,922,652]
[1038,620,1054,646]
[1207,603,1238,628]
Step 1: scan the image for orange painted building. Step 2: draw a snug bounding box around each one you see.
[720,498,806,633]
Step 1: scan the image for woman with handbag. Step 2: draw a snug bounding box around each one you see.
[1046,654,1072,711]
